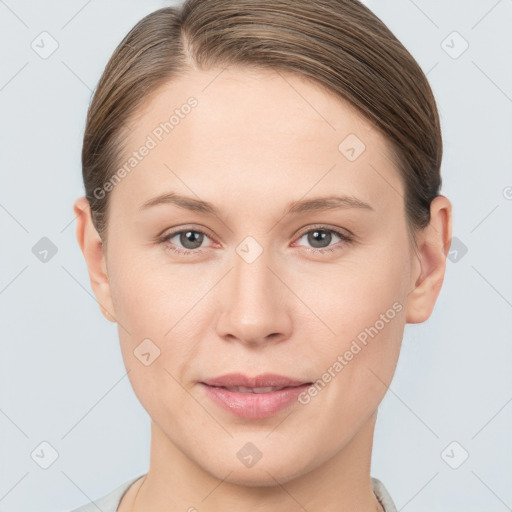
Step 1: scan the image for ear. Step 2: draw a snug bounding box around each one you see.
[73,196,116,323]
[405,195,453,324]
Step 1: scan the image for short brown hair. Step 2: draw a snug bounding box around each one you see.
[82,0,442,246]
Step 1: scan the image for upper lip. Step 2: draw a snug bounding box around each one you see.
[202,373,311,388]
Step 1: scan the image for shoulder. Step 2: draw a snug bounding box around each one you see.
[371,477,398,512]
[64,474,147,512]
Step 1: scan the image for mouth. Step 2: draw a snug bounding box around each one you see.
[199,374,313,419]
[214,385,297,393]
[201,372,312,389]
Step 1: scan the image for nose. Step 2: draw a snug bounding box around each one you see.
[215,246,293,347]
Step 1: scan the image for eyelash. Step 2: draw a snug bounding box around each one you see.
[158,225,354,257]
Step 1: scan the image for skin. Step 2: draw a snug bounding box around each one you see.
[74,66,452,512]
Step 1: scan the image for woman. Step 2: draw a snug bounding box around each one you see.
[70,0,452,510]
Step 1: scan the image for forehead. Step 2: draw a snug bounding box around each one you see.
[111,66,404,215]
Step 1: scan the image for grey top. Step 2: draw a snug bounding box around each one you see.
[66,474,397,512]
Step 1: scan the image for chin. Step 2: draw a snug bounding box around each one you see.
[215,466,301,488]
[200,450,313,488]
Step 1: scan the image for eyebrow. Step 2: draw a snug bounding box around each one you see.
[138,191,375,216]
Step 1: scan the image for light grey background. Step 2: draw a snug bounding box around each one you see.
[1,1,511,511]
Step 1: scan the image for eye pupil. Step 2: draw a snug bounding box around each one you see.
[180,230,204,249]
[308,229,332,249]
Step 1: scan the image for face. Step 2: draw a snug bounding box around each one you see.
[85,66,422,485]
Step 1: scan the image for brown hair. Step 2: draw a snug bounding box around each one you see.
[82,0,442,247]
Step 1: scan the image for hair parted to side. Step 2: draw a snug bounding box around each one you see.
[82,0,442,248]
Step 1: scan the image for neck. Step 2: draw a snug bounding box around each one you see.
[127,412,383,512]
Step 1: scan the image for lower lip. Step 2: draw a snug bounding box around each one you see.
[200,383,311,419]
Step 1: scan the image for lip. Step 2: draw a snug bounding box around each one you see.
[200,373,312,419]
[202,373,310,388]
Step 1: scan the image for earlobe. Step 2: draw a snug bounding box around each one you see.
[73,196,117,323]
[405,195,453,324]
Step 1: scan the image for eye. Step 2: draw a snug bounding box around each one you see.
[293,225,353,254]
[159,228,215,256]
[158,224,353,257]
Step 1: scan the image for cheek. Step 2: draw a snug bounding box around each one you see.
[108,244,204,337]
[300,240,408,345]
[107,246,210,398]
[297,237,408,404]
[297,265,405,439]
